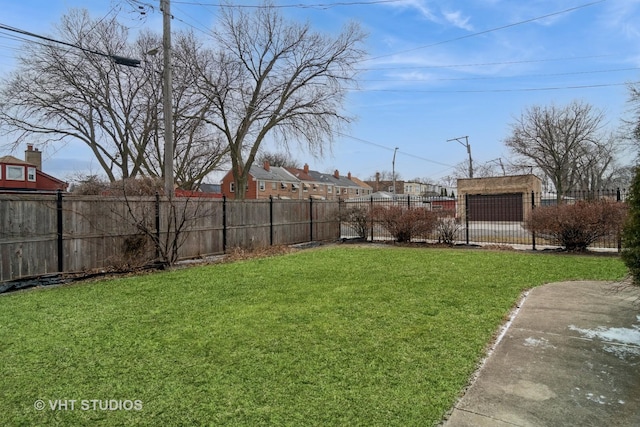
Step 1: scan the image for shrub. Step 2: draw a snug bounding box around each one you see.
[372,205,438,242]
[337,204,371,239]
[622,167,640,285]
[436,216,461,245]
[525,199,627,252]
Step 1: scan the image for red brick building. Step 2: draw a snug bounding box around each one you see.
[220,161,300,199]
[221,162,371,200]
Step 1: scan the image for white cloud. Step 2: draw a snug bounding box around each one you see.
[385,0,438,22]
[443,10,473,31]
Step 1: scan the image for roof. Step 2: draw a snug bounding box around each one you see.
[285,167,317,182]
[306,170,335,184]
[249,164,298,182]
[0,155,35,166]
[348,175,372,189]
[199,183,221,193]
[306,170,361,188]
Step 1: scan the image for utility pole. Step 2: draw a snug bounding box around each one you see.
[161,0,174,197]
[447,136,472,178]
[392,147,399,195]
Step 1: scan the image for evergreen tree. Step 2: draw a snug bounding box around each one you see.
[621,166,640,285]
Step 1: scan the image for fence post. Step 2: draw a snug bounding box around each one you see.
[617,188,622,252]
[370,197,374,242]
[269,196,274,246]
[309,197,314,242]
[531,191,536,251]
[222,195,227,253]
[464,193,470,245]
[407,194,411,208]
[155,192,161,259]
[56,189,64,272]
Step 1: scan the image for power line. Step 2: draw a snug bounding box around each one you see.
[358,54,618,72]
[352,81,639,94]
[172,0,405,8]
[366,0,606,61]
[0,22,140,67]
[335,131,455,168]
[361,67,640,83]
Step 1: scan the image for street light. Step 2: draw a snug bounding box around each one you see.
[447,136,473,178]
[392,147,399,195]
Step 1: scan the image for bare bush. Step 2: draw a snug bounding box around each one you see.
[372,206,438,242]
[525,200,627,251]
[337,204,370,239]
[436,216,461,245]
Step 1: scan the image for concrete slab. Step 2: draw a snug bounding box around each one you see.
[444,281,640,427]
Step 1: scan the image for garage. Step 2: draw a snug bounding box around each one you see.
[467,193,523,222]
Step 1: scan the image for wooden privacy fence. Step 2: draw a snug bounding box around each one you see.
[0,193,340,282]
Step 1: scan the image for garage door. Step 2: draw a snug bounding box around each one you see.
[467,193,523,221]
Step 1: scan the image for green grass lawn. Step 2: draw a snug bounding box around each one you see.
[0,246,627,426]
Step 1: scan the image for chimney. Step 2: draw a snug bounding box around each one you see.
[263,160,270,172]
[334,169,340,179]
[303,163,309,174]
[347,172,352,180]
[25,144,42,171]
[376,172,380,191]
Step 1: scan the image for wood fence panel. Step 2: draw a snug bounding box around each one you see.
[226,200,270,249]
[1,195,338,282]
[313,201,340,241]
[0,194,58,281]
[272,200,310,245]
[63,196,156,272]
[176,199,224,258]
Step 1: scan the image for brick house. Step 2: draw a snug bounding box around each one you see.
[305,169,370,200]
[285,164,331,199]
[0,144,68,192]
[220,161,300,199]
[348,175,373,197]
[221,162,371,200]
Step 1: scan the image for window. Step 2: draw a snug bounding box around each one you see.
[336,188,341,195]
[291,183,299,192]
[272,182,277,190]
[27,167,36,182]
[230,182,235,193]
[356,188,360,195]
[328,186,332,193]
[259,181,265,191]
[6,165,24,181]
[303,184,309,192]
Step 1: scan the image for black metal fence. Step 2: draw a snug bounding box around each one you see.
[339,189,628,251]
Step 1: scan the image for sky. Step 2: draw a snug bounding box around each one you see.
[1,0,640,185]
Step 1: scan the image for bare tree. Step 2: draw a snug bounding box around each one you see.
[368,170,401,181]
[0,10,227,188]
[188,2,366,199]
[256,150,300,168]
[504,100,614,201]
[625,83,640,148]
[143,31,230,189]
[451,159,501,179]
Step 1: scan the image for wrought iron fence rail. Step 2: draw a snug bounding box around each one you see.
[339,189,627,251]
